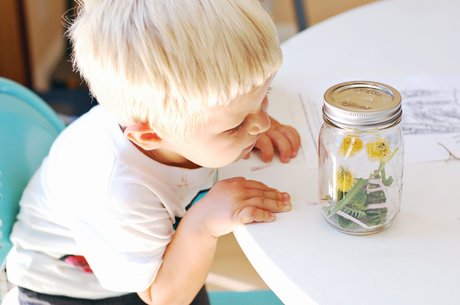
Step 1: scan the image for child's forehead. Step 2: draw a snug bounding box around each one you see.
[232,77,273,103]
[208,82,270,125]
[209,95,253,125]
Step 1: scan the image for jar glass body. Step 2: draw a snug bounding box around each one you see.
[318,122,404,235]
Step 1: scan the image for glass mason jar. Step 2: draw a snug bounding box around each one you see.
[318,81,404,235]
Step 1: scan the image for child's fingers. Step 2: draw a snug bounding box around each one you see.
[253,134,275,162]
[243,195,291,213]
[226,179,291,209]
[223,176,247,183]
[266,130,292,163]
[245,188,289,202]
[238,179,273,191]
[276,125,301,158]
[238,207,276,224]
[242,188,291,213]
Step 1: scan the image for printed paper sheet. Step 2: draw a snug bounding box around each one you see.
[286,74,460,168]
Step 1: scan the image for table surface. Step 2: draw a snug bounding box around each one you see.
[218,0,460,304]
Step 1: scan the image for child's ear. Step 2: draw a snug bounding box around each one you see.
[124,122,163,150]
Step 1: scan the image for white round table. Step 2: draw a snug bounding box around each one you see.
[219,0,460,304]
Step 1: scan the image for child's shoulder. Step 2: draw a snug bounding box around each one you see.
[50,105,123,159]
[64,105,116,135]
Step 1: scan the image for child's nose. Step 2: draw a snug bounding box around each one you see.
[248,97,270,135]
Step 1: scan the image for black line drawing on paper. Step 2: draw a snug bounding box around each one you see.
[298,93,318,152]
[454,134,460,143]
[400,89,460,135]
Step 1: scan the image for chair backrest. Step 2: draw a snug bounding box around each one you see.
[0,77,66,270]
[208,290,284,305]
[293,0,308,31]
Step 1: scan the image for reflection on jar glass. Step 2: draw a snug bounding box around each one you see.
[319,81,404,235]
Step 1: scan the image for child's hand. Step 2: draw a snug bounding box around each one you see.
[190,177,291,238]
[245,116,301,163]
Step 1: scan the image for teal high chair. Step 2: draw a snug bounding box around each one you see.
[0,77,66,270]
[0,77,66,303]
[209,290,284,305]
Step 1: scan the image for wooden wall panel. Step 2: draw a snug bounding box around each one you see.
[271,0,379,28]
[0,0,31,87]
[305,0,379,26]
[0,0,66,90]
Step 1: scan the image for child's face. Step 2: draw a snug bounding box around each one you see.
[156,80,272,168]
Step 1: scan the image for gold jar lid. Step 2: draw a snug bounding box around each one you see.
[323,81,402,129]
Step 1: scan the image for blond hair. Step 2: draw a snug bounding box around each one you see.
[68,0,282,138]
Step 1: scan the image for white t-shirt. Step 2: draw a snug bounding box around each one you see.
[7,105,217,299]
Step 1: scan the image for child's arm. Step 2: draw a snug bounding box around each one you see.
[137,177,291,305]
[245,115,301,163]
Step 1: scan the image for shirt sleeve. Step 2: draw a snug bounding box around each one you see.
[71,179,175,293]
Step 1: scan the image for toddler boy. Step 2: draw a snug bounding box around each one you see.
[7,0,300,304]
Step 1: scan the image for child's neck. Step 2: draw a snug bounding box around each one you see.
[121,125,202,169]
[133,142,202,169]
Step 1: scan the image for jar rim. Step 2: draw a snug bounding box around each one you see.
[323,81,402,128]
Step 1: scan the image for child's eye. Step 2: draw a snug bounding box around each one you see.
[226,120,247,135]
[267,87,273,94]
